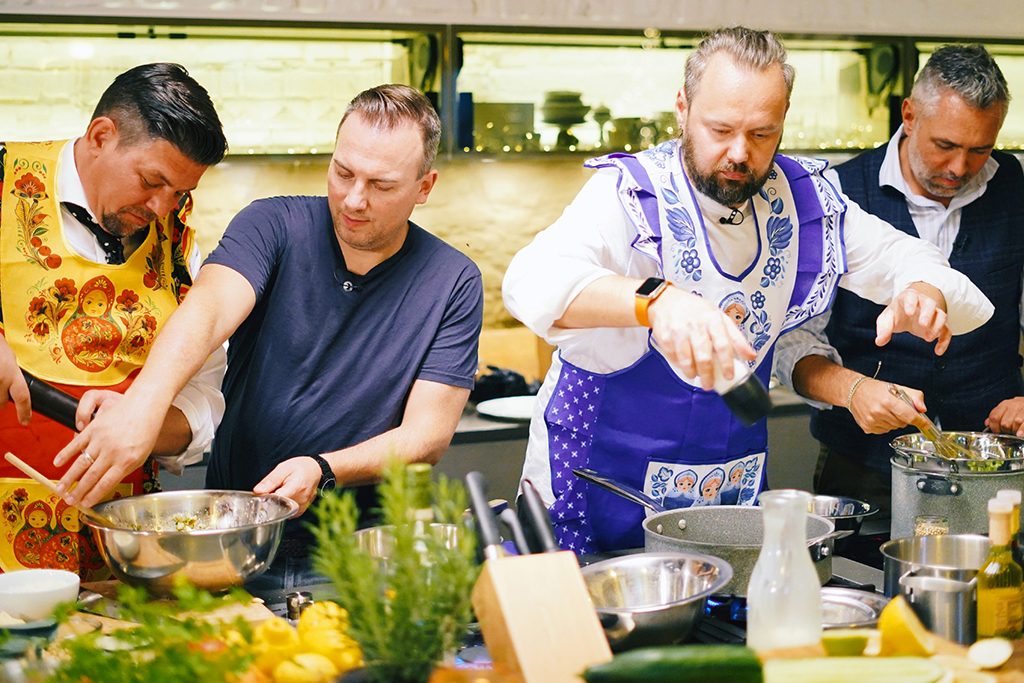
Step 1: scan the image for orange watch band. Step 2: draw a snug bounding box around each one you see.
[635,279,670,328]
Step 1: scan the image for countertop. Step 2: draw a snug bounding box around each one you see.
[456,385,811,444]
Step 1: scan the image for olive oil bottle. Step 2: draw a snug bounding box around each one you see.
[996,488,1023,567]
[977,498,1024,639]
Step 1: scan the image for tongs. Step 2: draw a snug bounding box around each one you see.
[887,384,976,460]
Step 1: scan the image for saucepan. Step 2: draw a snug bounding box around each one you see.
[573,469,844,596]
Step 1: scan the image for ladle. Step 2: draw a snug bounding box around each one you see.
[4,452,117,528]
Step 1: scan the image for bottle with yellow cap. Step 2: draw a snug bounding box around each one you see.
[977,497,1024,639]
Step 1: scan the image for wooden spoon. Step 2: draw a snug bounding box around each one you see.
[4,452,117,528]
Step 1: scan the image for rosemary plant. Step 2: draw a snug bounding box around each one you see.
[311,460,479,683]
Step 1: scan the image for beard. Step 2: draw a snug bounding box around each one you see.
[907,145,969,199]
[682,134,774,208]
[101,207,158,238]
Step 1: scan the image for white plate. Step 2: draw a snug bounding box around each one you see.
[476,395,537,423]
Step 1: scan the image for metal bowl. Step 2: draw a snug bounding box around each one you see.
[821,587,889,628]
[85,490,299,597]
[808,495,877,536]
[580,551,733,651]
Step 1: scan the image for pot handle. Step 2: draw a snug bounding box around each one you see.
[916,476,961,496]
[900,573,977,595]
[808,529,853,561]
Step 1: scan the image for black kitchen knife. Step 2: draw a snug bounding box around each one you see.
[520,478,560,553]
[465,471,504,561]
[498,508,531,555]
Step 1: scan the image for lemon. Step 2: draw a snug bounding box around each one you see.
[253,616,302,675]
[272,653,339,683]
[297,601,349,639]
[877,596,935,657]
[300,626,362,672]
[822,628,878,656]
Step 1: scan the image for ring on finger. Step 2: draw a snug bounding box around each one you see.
[80,451,94,467]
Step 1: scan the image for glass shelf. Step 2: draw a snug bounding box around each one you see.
[0,21,439,156]
[456,31,901,155]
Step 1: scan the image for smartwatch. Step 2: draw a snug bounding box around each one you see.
[307,454,337,492]
[634,277,670,328]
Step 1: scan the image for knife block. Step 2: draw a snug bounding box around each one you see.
[471,550,611,682]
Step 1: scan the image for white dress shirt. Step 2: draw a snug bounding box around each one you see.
[45,140,226,473]
[772,128,1024,405]
[503,155,994,502]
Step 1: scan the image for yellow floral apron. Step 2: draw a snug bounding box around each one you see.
[0,140,196,579]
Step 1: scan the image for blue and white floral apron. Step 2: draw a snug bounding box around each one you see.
[546,141,847,553]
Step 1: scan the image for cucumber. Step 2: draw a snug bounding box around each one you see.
[581,644,763,683]
[763,657,945,683]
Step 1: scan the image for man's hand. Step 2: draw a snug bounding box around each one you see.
[254,456,323,514]
[53,391,164,508]
[849,378,926,434]
[0,339,30,425]
[875,283,951,355]
[648,286,756,390]
[986,397,1024,436]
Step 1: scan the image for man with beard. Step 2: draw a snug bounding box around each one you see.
[774,44,1023,515]
[0,63,227,577]
[52,84,483,588]
[502,27,993,553]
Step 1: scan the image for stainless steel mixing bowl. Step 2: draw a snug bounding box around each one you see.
[85,490,299,596]
[580,551,733,651]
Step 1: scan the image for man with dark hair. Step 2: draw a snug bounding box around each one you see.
[55,84,484,587]
[775,44,1024,515]
[0,62,227,578]
[502,28,993,553]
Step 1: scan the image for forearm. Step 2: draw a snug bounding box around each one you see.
[151,406,192,457]
[321,383,469,486]
[792,354,863,407]
[555,275,642,329]
[124,297,227,415]
[125,265,251,417]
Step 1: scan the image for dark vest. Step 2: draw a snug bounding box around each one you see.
[811,144,1024,471]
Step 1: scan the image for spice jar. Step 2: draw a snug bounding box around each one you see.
[914,514,950,537]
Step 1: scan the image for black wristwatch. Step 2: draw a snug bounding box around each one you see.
[307,454,337,492]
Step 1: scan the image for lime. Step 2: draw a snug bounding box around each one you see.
[822,628,877,656]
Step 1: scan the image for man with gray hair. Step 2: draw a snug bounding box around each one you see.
[51,84,484,587]
[775,44,1023,514]
[503,27,993,552]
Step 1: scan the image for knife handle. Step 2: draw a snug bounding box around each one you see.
[22,370,79,430]
[520,478,560,553]
[465,471,504,560]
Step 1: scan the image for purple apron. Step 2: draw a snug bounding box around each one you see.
[545,143,847,553]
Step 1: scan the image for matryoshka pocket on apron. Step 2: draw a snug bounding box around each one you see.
[644,453,766,510]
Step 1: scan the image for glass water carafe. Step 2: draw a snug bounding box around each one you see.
[746,489,822,650]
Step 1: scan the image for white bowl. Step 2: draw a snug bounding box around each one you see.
[0,569,80,621]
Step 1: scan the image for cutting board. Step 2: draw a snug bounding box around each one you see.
[73,580,276,631]
[761,636,1024,682]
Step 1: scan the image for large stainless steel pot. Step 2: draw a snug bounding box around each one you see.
[642,506,836,596]
[890,432,1024,538]
[879,534,990,644]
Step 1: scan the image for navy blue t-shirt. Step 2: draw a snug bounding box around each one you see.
[203,196,482,514]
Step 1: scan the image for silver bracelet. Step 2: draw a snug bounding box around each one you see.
[846,375,870,410]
